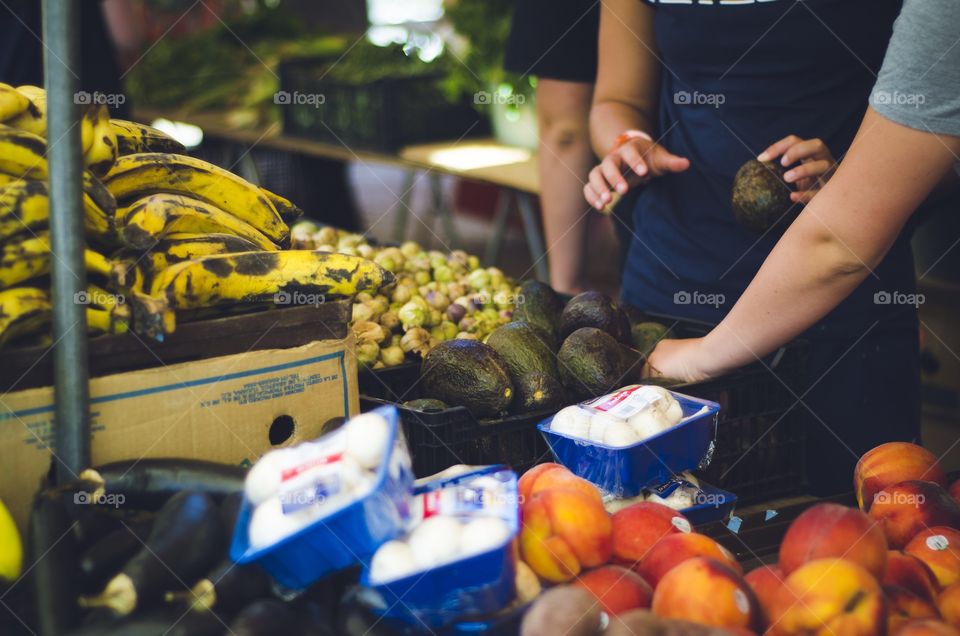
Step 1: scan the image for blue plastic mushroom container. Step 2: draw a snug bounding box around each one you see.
[538,388,720,497]
[360,466,520,629]
[680,482,738,527]
[229,405,415,590]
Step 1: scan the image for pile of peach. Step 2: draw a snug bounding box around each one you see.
[518,443,960,635]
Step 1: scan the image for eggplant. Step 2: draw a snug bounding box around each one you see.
[80,490,223,615]
[166,557,270,615]
[65,606,223,636]
[27,488,84,636]
[78,518,153,591]
[80,458,246,509]
[69,506,122,549]
[229,599,300,636]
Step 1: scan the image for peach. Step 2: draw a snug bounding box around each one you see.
[937,582,960,628]
[768,558,885,636]
[518,463,602,505]
[870,481,960,549]
[651,557,760,631]
[520,488,613,583]
[778,503,888,579]
[744,564,786,626]
[574,565,653,616]
[855,442,947,512]
[612,502,691,566]
[885,551,941,604]
[886,585,940,633]
[906,527,960,588]
[637,532,741,588]
[896,620,960,636]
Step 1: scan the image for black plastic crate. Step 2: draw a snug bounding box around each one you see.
[278,58,486,151]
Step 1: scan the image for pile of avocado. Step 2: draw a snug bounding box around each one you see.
[414,283,672,420]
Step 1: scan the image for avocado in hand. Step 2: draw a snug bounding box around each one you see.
[559,291,631,344]
[557,327,644,400]
[421,339,514,419]
[630,321,674,356]
[731,159,795,234]
[486,321,563,412]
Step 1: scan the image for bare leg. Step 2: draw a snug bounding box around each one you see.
[536,79,595,294]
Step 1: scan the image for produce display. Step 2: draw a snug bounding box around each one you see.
[0,84,393,349]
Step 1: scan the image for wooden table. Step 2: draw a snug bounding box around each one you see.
[135,110,548,279]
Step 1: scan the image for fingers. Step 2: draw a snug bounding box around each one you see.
[783,159,833,185]
[649,147,691,176]
[757,135,802,162]
[790,189,819,204]
[781,138,833,166]
[584,166,612,210]
[619,142,649,178]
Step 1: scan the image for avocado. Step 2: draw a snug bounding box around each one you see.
[513,370,564,412]
[630,321,674,356]
[421,340,514,419]
[557,327,645,400]
[559,291,631,344]
[486,321,562,412]
[731,160,795,234]
[403,398,450,412]
[512,280,564,349]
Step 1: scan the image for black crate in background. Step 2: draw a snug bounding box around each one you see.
[359,317,810,503]
[278,59,487,152]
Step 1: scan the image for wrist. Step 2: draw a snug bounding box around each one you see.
[610,129,653,154]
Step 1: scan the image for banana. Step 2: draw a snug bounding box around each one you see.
[83,104,117,175]
[86,305,129,335]
[103,153,290,246]
[0,496,22,584]
[0,83,31,122]
[0,231,118,289]
[0,179,114,243]
[110,119,186,155]
[260,187,303,224]
[15,85,44,102]
[0,287,51,348]
[150,250,394,310]
[85,249,174,339]
[6,87,45,136]
[118,194,278,251]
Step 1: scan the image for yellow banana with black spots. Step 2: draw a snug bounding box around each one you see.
[83,104,117,175]
[0,287,51,348]
[0,179,114,243]
[6,84,104,167]
[84,249,175,339]
[260,187,303,224]
[5,86,45,137]
[150,250,394,310]
[118,194,278,251]
[110,119,185,155]
[0,231,120,290]
[115,232,263,289]
[103,153,289,246]
[0,83,31,122]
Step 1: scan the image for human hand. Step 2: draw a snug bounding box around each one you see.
[584,135,690,211]
[643,337,714,384]
[758,135,837,204]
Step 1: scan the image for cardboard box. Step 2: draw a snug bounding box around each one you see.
[1,335,358,533]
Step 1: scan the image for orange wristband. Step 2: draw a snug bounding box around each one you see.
[610,130,653,153]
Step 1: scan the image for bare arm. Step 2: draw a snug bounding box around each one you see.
[648,108,960,380]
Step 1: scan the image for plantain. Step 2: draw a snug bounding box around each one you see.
[110,119,186,155]
[0,83,32,122]
[85,249,175,340]
[260,187,303,224]
[5,87,45,137]
[149,250,394,310]
[0,287,51,348]
[0,179,114,243]
[86,305,129,335]
[103,153,290,246]
[118,193,277,251]
[83,104,118,175]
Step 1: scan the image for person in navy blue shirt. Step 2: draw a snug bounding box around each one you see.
[583,0,909,496]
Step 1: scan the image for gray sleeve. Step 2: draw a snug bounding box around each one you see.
[870,0,960,137]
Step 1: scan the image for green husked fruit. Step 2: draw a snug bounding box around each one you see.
[403,398,450,412]
[512,280,563,349]
[630,321,674,356]
[421,340,514,419]
[557,327,644,400]
[731,159,795,234]
[559,291,631,344]
[513,370,563,412]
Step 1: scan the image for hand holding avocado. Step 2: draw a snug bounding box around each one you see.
[757,135,837,205]
[584,135,690,211]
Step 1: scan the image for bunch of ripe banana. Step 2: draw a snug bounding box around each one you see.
[0,82,393,350]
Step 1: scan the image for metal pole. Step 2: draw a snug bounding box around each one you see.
[42,0,90,481]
